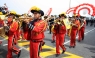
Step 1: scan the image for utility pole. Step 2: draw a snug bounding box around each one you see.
[69,0,71,8]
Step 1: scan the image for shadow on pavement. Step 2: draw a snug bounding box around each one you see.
[0,48,7,58]
[44,38,52,42]
[41,48,53,52]
[46,53,69,58]
[0,48,17,58]
[92,56,95,58]
[65,44,70,48]
[85,47,95,58]
[85,47,95,53]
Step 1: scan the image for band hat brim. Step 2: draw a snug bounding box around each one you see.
[31,10,44,16]
[39,10,44,16]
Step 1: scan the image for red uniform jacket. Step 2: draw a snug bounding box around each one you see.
[30,20,47,41]
[9,21,18,36]
[54,24,66,34]
[72,20,80,30]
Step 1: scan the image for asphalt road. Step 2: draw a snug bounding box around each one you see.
[0,25,95,58]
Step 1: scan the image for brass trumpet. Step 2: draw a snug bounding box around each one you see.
[54,18,65,25]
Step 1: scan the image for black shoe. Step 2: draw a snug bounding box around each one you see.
[49,32,51,34]
[73,46,75,48]
[62,50,66,54]
[17,50,21,58]
[82,38,84,40]
[56,54,60,57]
[69,46,72,48]
[42,42,45,46]
[51,40,55,43]
[78,40,81,42]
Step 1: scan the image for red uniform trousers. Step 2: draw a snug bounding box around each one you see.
[7,31,20,58]
[30,40,41,58]
[52,33,55,41]
[7,33,20,58]
[78,27,85,41]
[14,29,20,44]
[70,29,77,46]
[56,33,66,54]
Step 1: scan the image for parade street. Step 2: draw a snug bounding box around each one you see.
[0,25,95,58]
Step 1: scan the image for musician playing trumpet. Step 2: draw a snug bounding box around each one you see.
[69,14,80,48]
[78,16,86,42]
[5,11,21,58]
[53,13,66,57]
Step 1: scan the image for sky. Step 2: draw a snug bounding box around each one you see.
[0,0,95,15]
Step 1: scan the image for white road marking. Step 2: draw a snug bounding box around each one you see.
[64,40,70,44]
[64,28,95,44]
[19,46,28,51]
[3,44,8,46]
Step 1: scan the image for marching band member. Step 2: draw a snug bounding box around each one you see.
[78,16,86,42]
[5,11,21,58]
[69,14,80,48]
[53,13,66,57]
[25,6,47,58]
[49,15,54,34]
[51,17,59,43]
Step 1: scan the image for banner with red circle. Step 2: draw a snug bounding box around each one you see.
[73,3,95,16]
[66,7,75,14]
